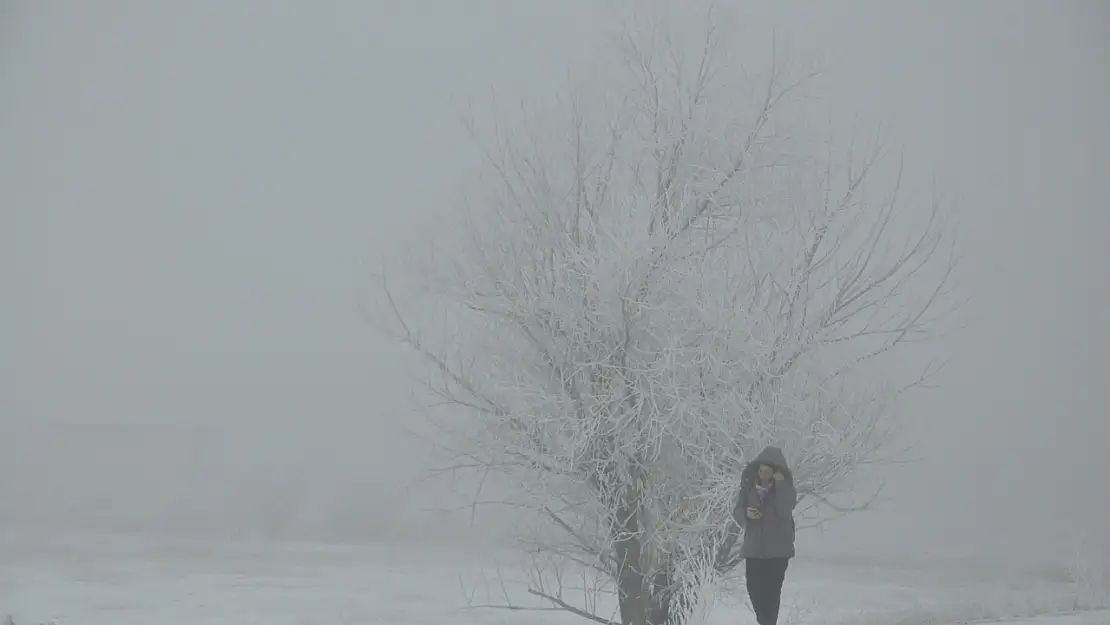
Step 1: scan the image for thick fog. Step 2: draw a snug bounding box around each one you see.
[2,1,1107,567]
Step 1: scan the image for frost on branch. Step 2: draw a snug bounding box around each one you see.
[380,8,956,625]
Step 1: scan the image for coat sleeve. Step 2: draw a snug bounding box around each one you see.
[734,485,749,528]
[773,479,797,519]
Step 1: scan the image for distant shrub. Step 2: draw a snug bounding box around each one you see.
[4,615,55,625]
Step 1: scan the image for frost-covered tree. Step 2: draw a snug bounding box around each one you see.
[380,6,957,625]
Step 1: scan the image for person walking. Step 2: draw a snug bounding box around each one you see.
[736,446,797,625]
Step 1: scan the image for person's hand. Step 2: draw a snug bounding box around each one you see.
[773,472,785,482]
[746,506,762,520]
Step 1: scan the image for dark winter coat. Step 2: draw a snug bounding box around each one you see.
[736,446,797,559]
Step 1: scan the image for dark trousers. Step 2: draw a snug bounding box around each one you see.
[745,557,789,625]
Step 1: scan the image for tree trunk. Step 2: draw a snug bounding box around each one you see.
[614,502,647,625]
[646,565,698,625]
[647,570,675,625]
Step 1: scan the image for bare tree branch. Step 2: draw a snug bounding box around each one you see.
[528,588,623,625]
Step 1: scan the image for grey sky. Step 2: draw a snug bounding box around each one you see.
[2,1,1107,560]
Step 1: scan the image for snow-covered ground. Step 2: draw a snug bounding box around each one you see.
[1,529,1106,625]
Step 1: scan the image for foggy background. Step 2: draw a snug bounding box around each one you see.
[2,1,1107,567]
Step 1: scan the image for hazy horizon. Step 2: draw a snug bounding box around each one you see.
[2,1,1108,569]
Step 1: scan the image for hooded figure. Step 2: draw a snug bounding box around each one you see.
[737,446,797,558]
[736,446,797,625]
